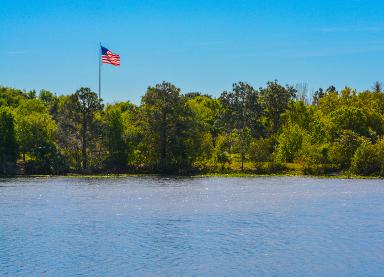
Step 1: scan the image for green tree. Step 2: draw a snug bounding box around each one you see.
[259,80,296,134]
[39,89,55,105]
[0,86,28,108]
[14,98,65,174]
[249,137,274,162]
[186,95,221,134]
[15,99,55,159]
[317,90,340,115]
[372,81,382,93]
[186,95,221,165]
[328,130,366,169]
[219,82,262,170]
[104,105,127,170]
[0,107,17,174]
[312,88,325,106]
[141,82,198,172]
[77,88,103,170]
[330,106,369,137]
[281,100,314,130]
[103,102,139,171]
[275,123,308,163]
[212,134,231,172]
[56,88,103,172]
[351,141,381,176]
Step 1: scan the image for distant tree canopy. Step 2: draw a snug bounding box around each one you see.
[1,80,384,176]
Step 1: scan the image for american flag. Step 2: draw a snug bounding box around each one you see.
[101,46,120,66]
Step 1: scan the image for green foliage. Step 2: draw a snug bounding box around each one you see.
[249,138,274,162]
[281,100,314,130]
[186,95,220,131]
[350,138,384,176]
[298,143,329,165]
[259,80,296,134]
[350,141,382,176]
[253,162,287,175]
[219,82,262,136]
[330,106,369,137]
[56,88,103,172]
[296,143,336,175]
[15,111,57,154]
[14,98,63,174]
[1,81,384,176]
[141,82,198,172]
[24,144,68,175]
[318,90,340,115]
[212,134,231,166]
[328,130,366,169]
[0,86,28,108]
[39,89,56,106]
[0,107,17,174]
[103,102,139,171]
[275,123,308,163]
[219,82,262,170]
[195,132,214,165]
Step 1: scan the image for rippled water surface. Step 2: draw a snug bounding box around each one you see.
[1,177,384,276]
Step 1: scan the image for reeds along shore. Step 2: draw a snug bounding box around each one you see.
[1,81,384,177]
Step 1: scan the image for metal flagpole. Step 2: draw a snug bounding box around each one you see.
[99,42,101,99]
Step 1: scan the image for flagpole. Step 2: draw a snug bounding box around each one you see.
[98,42,101,99]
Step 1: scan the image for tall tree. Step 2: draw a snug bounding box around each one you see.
[312,88,325,106]
[77,88,103,170]
[372,81,383,93]
[0,107,17,175]
[56,88,103,172]
[260,81,297,134]
[141,82,197,172]
[219,82,261,170]
[326,85,338,94]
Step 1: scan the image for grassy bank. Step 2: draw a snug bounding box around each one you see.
[3,162,384,179]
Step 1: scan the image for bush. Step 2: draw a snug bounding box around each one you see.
[328,130,367,169]
[249,138,274,162]
[275,123,308,163]
[253,162,286,175]
[297,143,329,165]
[302,164,339,175]
[351,139,384,176]
[296,143,337,175]
[25,144,69,175]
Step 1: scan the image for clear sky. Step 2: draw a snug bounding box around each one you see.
[1,0,384,103]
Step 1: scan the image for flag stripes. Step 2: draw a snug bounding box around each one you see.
[101,46,120,66]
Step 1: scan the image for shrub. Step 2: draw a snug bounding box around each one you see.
[351,141,381,176]
[328,130,366,169]
[253,162,286,175]
[275,123,308,163]
[249,138,274,162]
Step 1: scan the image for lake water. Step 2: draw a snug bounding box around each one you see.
[0,176,383,276]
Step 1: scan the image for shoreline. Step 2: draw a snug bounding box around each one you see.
[1,173,383,180]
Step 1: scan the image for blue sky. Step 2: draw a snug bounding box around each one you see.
[1,0,384,103]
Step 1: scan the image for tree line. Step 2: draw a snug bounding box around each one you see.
[1,81,384,176]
